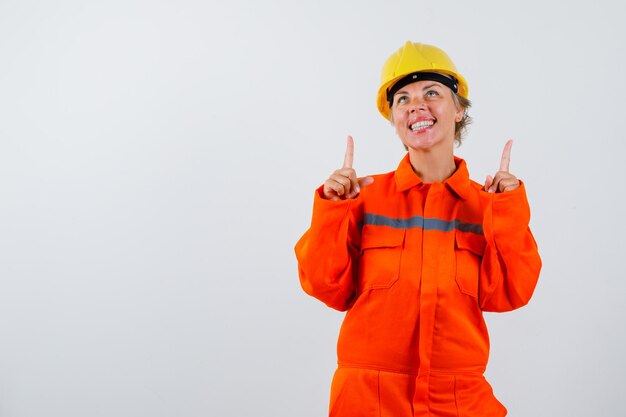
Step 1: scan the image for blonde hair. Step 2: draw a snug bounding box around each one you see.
[452,93,472,146]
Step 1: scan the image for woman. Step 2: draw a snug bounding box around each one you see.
[295,41,541,416]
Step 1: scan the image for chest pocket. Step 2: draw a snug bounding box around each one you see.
[454,231,486,299]
[358,225,406,292]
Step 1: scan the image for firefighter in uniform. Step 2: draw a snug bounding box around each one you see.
[295,41,541,416]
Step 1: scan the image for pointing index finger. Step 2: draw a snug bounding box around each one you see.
[343,135,354,168]
[499,139,513,172]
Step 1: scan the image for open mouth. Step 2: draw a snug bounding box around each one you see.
[410,120,435,132]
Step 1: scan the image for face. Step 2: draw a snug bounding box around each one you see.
[390,80,464,152]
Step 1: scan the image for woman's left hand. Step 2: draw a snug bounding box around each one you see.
[484,140,521,193]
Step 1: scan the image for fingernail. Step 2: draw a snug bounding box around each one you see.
[355,186,360,193]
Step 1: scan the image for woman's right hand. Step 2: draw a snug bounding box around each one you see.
[322,136,374,201]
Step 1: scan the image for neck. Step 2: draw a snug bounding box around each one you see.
[408,147,457,183]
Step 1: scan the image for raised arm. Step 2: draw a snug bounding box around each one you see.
[479,140,542,311]
[295,137,373,311]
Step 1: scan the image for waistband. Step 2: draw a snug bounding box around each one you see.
[337,363,486,377]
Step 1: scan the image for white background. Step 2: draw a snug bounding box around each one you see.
[0,0,624,416]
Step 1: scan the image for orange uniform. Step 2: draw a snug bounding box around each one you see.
[295,155,541,416]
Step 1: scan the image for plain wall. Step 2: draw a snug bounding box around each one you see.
[0,0,624,416]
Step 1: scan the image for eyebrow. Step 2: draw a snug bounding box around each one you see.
[421,83,441,90]
[394,83,442,97]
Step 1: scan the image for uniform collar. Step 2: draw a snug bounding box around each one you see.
[394,154,471,200]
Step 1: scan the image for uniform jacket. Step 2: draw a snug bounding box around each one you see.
[295,154,541,416]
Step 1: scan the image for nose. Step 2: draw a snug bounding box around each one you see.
[408,97,426,113]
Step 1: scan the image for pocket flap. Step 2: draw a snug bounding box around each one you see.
[455,230,486,256]
[361,225,406,251]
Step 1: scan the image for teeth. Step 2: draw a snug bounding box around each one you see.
[411,120,434,131]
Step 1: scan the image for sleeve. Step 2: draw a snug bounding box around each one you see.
[294,186,363,311]
[478,182,542,312]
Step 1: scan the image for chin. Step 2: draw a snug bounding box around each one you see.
[402,132,454,153]
[404,138,438,151]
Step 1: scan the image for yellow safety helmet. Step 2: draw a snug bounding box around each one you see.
[376,41,469,120]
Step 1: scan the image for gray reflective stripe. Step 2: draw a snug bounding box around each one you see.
[455,220,483,235]
[364,213,483,235]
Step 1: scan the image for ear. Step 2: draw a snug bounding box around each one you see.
[451,91,465,122]
[454,106,465,123]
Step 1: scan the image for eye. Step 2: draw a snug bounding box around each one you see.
[395,95,408,105]
[426,90,439,97]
